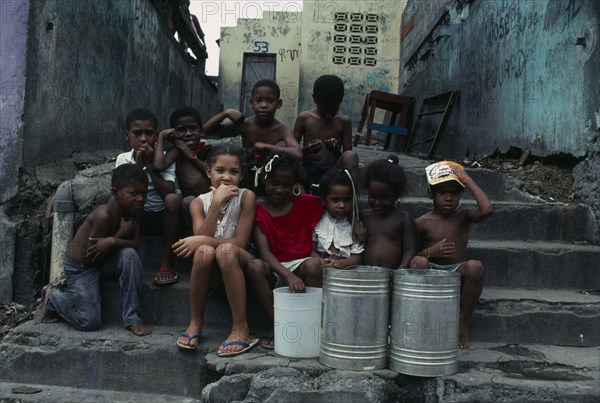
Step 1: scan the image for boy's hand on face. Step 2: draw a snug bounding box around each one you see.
[136,144,155,167]
[175,139,195,160]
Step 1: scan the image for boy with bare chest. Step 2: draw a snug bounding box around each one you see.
[41,164,151,336]
[410,161,493,349]
[203,80,301,192]
[294,75,358,191]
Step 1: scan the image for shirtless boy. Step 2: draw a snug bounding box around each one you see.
[41,164,152,336]
[294,74,359,192]
[154,106,212,227]
[203,79,302,191]
[410,161,493,349]
[360,156,416,269]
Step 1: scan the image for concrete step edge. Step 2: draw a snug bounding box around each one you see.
[0,381,201,403]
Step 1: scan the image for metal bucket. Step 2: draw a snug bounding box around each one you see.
[320,266,391,370]
[389,269,460,377]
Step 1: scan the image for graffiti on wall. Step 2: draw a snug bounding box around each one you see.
[278,48,299,62]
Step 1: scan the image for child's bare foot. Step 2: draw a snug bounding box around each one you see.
[128,322,152,336]
[40,286,58,324]
[459,323,469,349]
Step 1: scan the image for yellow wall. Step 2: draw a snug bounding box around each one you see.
[300,0,405,131]
[219,1,405,132]
[219,11,303,127]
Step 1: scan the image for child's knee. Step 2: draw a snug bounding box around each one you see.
[464,260,484,280]
[304,257,322,277]
[75,311,102,331]
[246,259,268,279]
[164,193,181,211]
[193,244,216,264]
[410,256,429,269]
[215,243,239,265]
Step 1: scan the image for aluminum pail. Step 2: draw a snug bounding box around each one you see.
[389,269,460,377]
[320,266,391,370]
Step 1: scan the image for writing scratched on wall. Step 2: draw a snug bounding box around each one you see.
[278,48,299,62]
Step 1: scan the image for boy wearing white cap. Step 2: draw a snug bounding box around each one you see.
[410,161,493,349]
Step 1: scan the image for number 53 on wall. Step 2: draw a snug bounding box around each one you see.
[253,41,269,53]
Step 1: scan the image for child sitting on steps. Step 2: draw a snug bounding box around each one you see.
[173,144,258,357]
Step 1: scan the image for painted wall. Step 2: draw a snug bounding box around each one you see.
[219,11,302,127]
[400,0,600,159]
[0,0,219,302]
[22,0,218,167]
[0,0,29,204]
[299,0,405,131]
[218,1,405,132]
[0,0,29,302]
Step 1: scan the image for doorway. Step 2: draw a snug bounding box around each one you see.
[241,53,276,117]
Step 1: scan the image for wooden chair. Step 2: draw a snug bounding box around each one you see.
[354,90,413,151]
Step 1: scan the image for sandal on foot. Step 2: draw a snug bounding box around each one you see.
[217,338,259,357]
[260,335,274,350]
[154,268,178,286]
[176,332,201,350]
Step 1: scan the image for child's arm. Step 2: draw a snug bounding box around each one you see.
[154,129,179,171]
[87,216,140,262]
[203,109,244,136]
[452,166,494,223]
[254,225,306,292]
[340,114,353,152]
[398,213,417,268]
[254,127,303,161]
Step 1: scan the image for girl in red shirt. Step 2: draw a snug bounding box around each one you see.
[247,153,323,349]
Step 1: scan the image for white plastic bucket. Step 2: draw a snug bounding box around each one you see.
[273,286,322,358]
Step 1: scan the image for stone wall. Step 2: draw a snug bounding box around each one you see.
[0,0,219,302]
[400,0,600,159]
[399,0,600,241]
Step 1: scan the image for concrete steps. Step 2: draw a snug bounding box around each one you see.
[1,322,598,401]
[2,148,599,401]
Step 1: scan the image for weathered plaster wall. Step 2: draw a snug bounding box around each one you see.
[299,0,405,130]
[23,0,218,167]
[400,0,600,159]
[0,0,219,303]
[0,0,29,302]
[219,11,302,127]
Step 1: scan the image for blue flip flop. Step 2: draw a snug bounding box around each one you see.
[176,332,202,350]
[217,338,259,357]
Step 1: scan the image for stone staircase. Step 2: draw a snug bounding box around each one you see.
[1,149,599,401]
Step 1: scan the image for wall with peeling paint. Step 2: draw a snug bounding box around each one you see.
[219,11,303,127]
[218,1,405,131]
[21,0,218,167]
[400,0,600,159]
[299,0,405,131]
